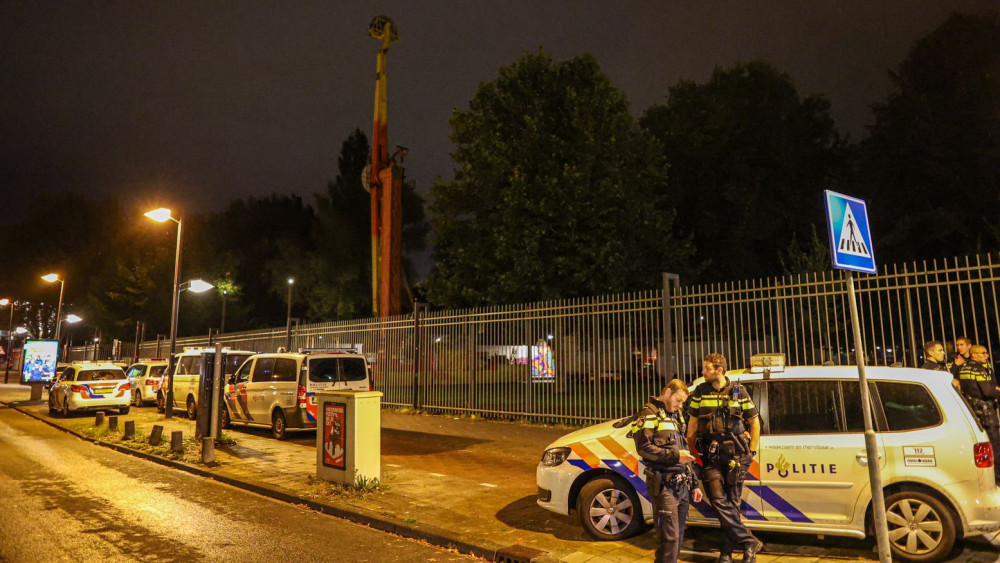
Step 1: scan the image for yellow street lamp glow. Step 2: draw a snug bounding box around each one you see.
[287,278,295,285]
[187,279,214,293]
[144,208,173,223]
[14,327,27,334]
[41,273,60,283]
[65,314,83,323]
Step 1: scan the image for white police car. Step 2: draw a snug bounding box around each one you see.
[48,362,131,416]
[536,355,1000,563]
[125,359,167,407]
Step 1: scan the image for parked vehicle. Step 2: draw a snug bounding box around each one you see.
[222,350,371,440]
[163,348,255,419]
[48,362,131,416]
[536,355,1000,563]
[125,359,168,406]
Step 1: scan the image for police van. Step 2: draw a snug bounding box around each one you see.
[48,362,132,416]
[164,348,255,419]
[221,349,371,440]
[536,355,1000,563]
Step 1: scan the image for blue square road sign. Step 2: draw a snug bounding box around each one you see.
[824,190,877,274]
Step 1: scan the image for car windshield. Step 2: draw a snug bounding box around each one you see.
[80,369,125,381]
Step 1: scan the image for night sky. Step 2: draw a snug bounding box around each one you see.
[2,1,997,222]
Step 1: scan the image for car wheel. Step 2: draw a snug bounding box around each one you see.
[186,397,197,420]
[577,476,643,541]
[48,396,56,416]
[119,406,130,415]
[883,490,956,563]
[133,390,142,407]
[221,407,231,429]
[271,411,288,440]
[155,392,165,413]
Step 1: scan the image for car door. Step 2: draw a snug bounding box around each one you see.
[226,359,254,422]
[55,367,75,408]
[248,357,276,421]
[270,358,298,412]
[755,379,885,525]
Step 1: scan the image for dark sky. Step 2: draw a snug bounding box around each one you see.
[2,1,997,221]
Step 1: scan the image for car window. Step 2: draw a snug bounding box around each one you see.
[81,369,125,381]
[273,358,298,382]
[176,355,199,375]
[342,358,367,381]
[234,359,253,383]
[148,365,166,378]
[767,380,842,434]
[841,380,879,432]
[876,381,942,431]
[224,354,252,376]
[309,358,340,382]
[62,368,75,381]
[252,358,276,383]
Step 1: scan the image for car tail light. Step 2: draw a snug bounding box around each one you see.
[121,382,131,390]
[297,385,308,407]
[146,379,158,386]
[70,385,86,393]
[974,442,994,468]
[369,383,374,391]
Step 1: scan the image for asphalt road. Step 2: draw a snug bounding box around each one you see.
[0,405,476,563]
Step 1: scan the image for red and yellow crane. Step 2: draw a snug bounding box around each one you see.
[367,15,403,317]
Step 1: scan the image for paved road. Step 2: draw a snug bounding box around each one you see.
[0,405,476,562]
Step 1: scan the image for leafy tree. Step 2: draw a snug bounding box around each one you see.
[641,61,845,282]
[857,11,1000,261]
[427,50,692,307]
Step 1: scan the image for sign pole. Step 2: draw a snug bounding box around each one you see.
[847,271,891,562]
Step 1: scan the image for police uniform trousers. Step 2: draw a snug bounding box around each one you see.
[702,456,756,555]
[648,471,690,563]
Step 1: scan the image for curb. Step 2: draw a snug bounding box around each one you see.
[3,401,557,563]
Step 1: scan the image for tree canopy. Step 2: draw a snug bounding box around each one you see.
[426,51,693,307]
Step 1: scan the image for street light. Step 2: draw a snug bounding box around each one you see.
[285,277,294,351]
[62,314,83,362]
[41,273,66,341]
[145,206,182,419]
[183,279,214,293]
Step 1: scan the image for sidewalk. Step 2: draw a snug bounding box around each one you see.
[1,384,997,563]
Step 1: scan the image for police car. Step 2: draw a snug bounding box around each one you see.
[47,362,131,416]
[125,359,168,407]
[536,355,1000,563]
[221,349,371,439]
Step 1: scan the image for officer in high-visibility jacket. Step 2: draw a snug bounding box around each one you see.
[631,379,703,563]
[957,345,1000,485]
[686,353,763,563]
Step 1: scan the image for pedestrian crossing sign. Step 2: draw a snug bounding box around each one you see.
[824,190,877,274]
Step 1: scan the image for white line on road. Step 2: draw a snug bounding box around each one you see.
[429,472,445,477]
[479,483,497,488]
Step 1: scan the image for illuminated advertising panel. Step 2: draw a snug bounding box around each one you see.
[21,340,59,384]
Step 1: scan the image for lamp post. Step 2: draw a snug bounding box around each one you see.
[145,207,182,419]
[285,278,294,351]
[1,298,12,383]
[41,273,65,341]
[220,289,228,333]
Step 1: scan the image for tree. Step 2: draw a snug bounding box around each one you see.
[641,61,845,282]
[426,50,692,307]
[857,11,1000,261]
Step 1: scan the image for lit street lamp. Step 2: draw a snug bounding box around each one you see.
[41,273,66,341]
[145,207,183,419]
[285,277,294,351]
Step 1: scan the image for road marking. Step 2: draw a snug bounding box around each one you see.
[429,472,445,477]
[385,463,402,468]
[479,483,497,488]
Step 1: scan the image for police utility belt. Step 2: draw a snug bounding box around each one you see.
[645,466,694,492]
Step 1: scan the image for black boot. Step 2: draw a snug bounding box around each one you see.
[716,554,733,563]
[743,539,764,563]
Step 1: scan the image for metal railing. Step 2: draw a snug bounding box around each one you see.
[68,253,1000,425]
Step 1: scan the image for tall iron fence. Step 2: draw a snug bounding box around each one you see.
[68,253,1000,425]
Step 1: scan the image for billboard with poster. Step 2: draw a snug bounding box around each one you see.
[21,340,59,384]
[322,402,347,470]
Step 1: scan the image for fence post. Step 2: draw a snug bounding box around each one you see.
[903,264,919,367]
[661,273,680,380]
[412,302,427,410]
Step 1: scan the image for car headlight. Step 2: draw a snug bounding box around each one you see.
[541,446,571,467]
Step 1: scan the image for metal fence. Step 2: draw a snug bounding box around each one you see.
[67,253,1000,425]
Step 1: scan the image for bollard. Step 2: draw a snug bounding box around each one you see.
[171,431,184,453]
[123,420,136,439]
[95,411,105,426]
[149,425,164,446]
[201,437,215,464]
[108,416,118,431]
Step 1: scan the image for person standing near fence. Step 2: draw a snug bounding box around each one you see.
[630,379,703,563]
[686,353,763,563]
[956,345,1000,485]
[921,341,949,372]
[950,336,972,378]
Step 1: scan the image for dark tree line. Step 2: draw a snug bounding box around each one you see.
[2,11,997,339]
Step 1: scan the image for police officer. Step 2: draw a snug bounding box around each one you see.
[950,336,972,378]
[957,345,1000,485]
[631,379,703,563]
[685,353,763,563]
[920,340,949,372]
